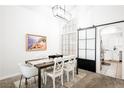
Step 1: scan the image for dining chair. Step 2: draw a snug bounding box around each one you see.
[63,55,76,82]
[18,63,38,88]
[44,57,64,88]
[19,63,46,88]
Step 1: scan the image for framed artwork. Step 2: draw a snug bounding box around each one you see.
[26,34,47,51]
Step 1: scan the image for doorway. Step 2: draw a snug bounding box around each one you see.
[99,25,123,79]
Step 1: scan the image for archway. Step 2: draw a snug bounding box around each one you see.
[98,25,123,79]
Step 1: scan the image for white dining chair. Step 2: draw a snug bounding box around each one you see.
[63,55,76,82]
[18,63,38,88]
[44,57,64,88]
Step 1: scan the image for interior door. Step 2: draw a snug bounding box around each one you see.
[77,27,96,72]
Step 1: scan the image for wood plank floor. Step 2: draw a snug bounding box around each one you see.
[1,69,124,88]
[72,69,124,88]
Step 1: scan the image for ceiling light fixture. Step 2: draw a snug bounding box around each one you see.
[52,5,72,21]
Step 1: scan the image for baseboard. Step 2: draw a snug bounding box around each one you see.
[0,73,21,81]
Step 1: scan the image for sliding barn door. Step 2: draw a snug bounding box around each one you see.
[77,27,96,72]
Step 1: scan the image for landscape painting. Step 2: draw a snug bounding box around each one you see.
[26,34,47,51]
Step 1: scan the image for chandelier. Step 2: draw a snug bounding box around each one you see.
[52,5,72,21]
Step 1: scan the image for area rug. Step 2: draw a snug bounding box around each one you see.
[14,72,87,88]
[64,72,87,88]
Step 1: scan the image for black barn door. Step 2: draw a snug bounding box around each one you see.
[77,27,96,72]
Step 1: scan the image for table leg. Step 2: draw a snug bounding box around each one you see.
[76,63,78,75]
[38,68,41,88]
[25,78,28,87]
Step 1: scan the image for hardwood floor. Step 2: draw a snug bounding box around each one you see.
[1,69,124,88]
[0,75,20,88]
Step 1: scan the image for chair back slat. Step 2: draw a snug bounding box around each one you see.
[53,58,64,75]
[63,55,76,68]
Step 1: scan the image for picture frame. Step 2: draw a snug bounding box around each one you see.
[26,34,47,51]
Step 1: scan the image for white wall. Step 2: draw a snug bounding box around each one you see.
[0,7,4,77]
[0,35,2,77]
[0,6,60,79]
[96,28,101,73]
[76,6,124,28]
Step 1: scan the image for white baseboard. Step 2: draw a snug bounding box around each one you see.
[0,73,21,80]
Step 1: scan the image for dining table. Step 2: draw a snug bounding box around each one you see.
[25,55,78,88]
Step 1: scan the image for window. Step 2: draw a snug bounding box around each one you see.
[61,20,77,56]
[62,33,76,56]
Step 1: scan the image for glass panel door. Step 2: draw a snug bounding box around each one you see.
[78,28,96,60]
[86,28,96,60]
